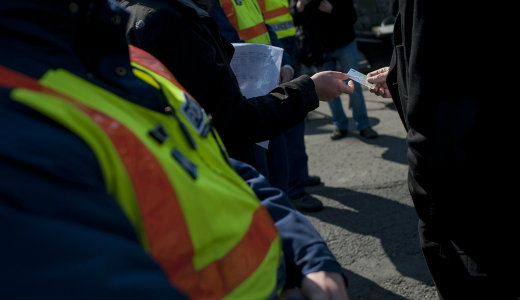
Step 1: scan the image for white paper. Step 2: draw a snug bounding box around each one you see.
[230,43,284,149]
[230,43,283,99]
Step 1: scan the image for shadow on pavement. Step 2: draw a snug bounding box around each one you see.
[305,185,435,292]
[342,268,407,300]
[361,134,408,165]
[304,115,408,165]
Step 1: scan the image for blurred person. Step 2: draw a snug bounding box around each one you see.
[366,1,518,299]
[0,0,351,298]
[257,0,325,202]
[292,0,378,140]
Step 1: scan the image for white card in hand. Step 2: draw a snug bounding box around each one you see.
[347,68,375,89]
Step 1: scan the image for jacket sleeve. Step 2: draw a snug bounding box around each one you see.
[230,158,345,288]
[0,101,187,299]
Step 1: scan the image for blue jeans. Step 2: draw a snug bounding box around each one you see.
[320,40,371,131]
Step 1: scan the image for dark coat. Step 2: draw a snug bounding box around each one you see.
[387,0,518,297]
[120,0,319,166]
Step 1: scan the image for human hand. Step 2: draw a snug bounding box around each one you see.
[367,66,392,98]
[279,271,349,300]
[280,66,294,83]
[318,0,333,13]
[311,71,354,101]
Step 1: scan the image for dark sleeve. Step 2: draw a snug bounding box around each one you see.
[229,158,345,288]
[124,5,319,146]
[0,100,187,299]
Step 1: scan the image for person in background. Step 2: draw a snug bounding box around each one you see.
[210,0,324,210]
[292,0,378,140]
[257,0,325,207]
[0,0,351,298]
[366,1,518,298]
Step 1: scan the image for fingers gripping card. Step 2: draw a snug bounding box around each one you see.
[347,68,375,89]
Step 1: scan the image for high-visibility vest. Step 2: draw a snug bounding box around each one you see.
[0,46,283,300]
[257,0,295,39]
[219,0,271,44]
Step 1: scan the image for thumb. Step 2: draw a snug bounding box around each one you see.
[333,79,354,96]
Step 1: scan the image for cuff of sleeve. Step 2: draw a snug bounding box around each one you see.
[297,242,346,283]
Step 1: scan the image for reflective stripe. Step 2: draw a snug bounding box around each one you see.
[128,45,177,84]
[239,22,268,41]
[257,0,295,38]
[128,45,201,107]
[0,63,280,299]
[263,6,289,20]
[269,19,294,32]
[219,0,270,44]
[220,0,239,31]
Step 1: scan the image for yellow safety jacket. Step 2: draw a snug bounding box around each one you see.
[0,46,282,300]
[257,0,296,39]
[219,0,271,44]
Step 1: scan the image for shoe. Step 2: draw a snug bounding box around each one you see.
[359,127,378,139]
[290,193,324,212]
[306,175,322,186]
[330,129,348,140]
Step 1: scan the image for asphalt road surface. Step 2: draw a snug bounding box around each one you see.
[301,88,439,300]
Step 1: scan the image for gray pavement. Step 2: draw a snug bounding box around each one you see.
[301,88,439,300]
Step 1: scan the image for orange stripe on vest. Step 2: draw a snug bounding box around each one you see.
[239,22,268,41]
[263,6,290,20]
[219,0,268,41]
[257,0,289,20]
[0,60,278,299]
[220,0,240,32]
[128,45,199,103]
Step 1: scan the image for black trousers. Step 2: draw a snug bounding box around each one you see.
[418,219,519,300]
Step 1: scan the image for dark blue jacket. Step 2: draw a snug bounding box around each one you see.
[0,0,343,298]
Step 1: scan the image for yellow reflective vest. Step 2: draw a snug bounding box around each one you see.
[257,0,296,39]
[0,46,283,300]
[219,0,271,44]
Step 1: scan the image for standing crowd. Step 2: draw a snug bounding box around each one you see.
[0,0,517,299]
